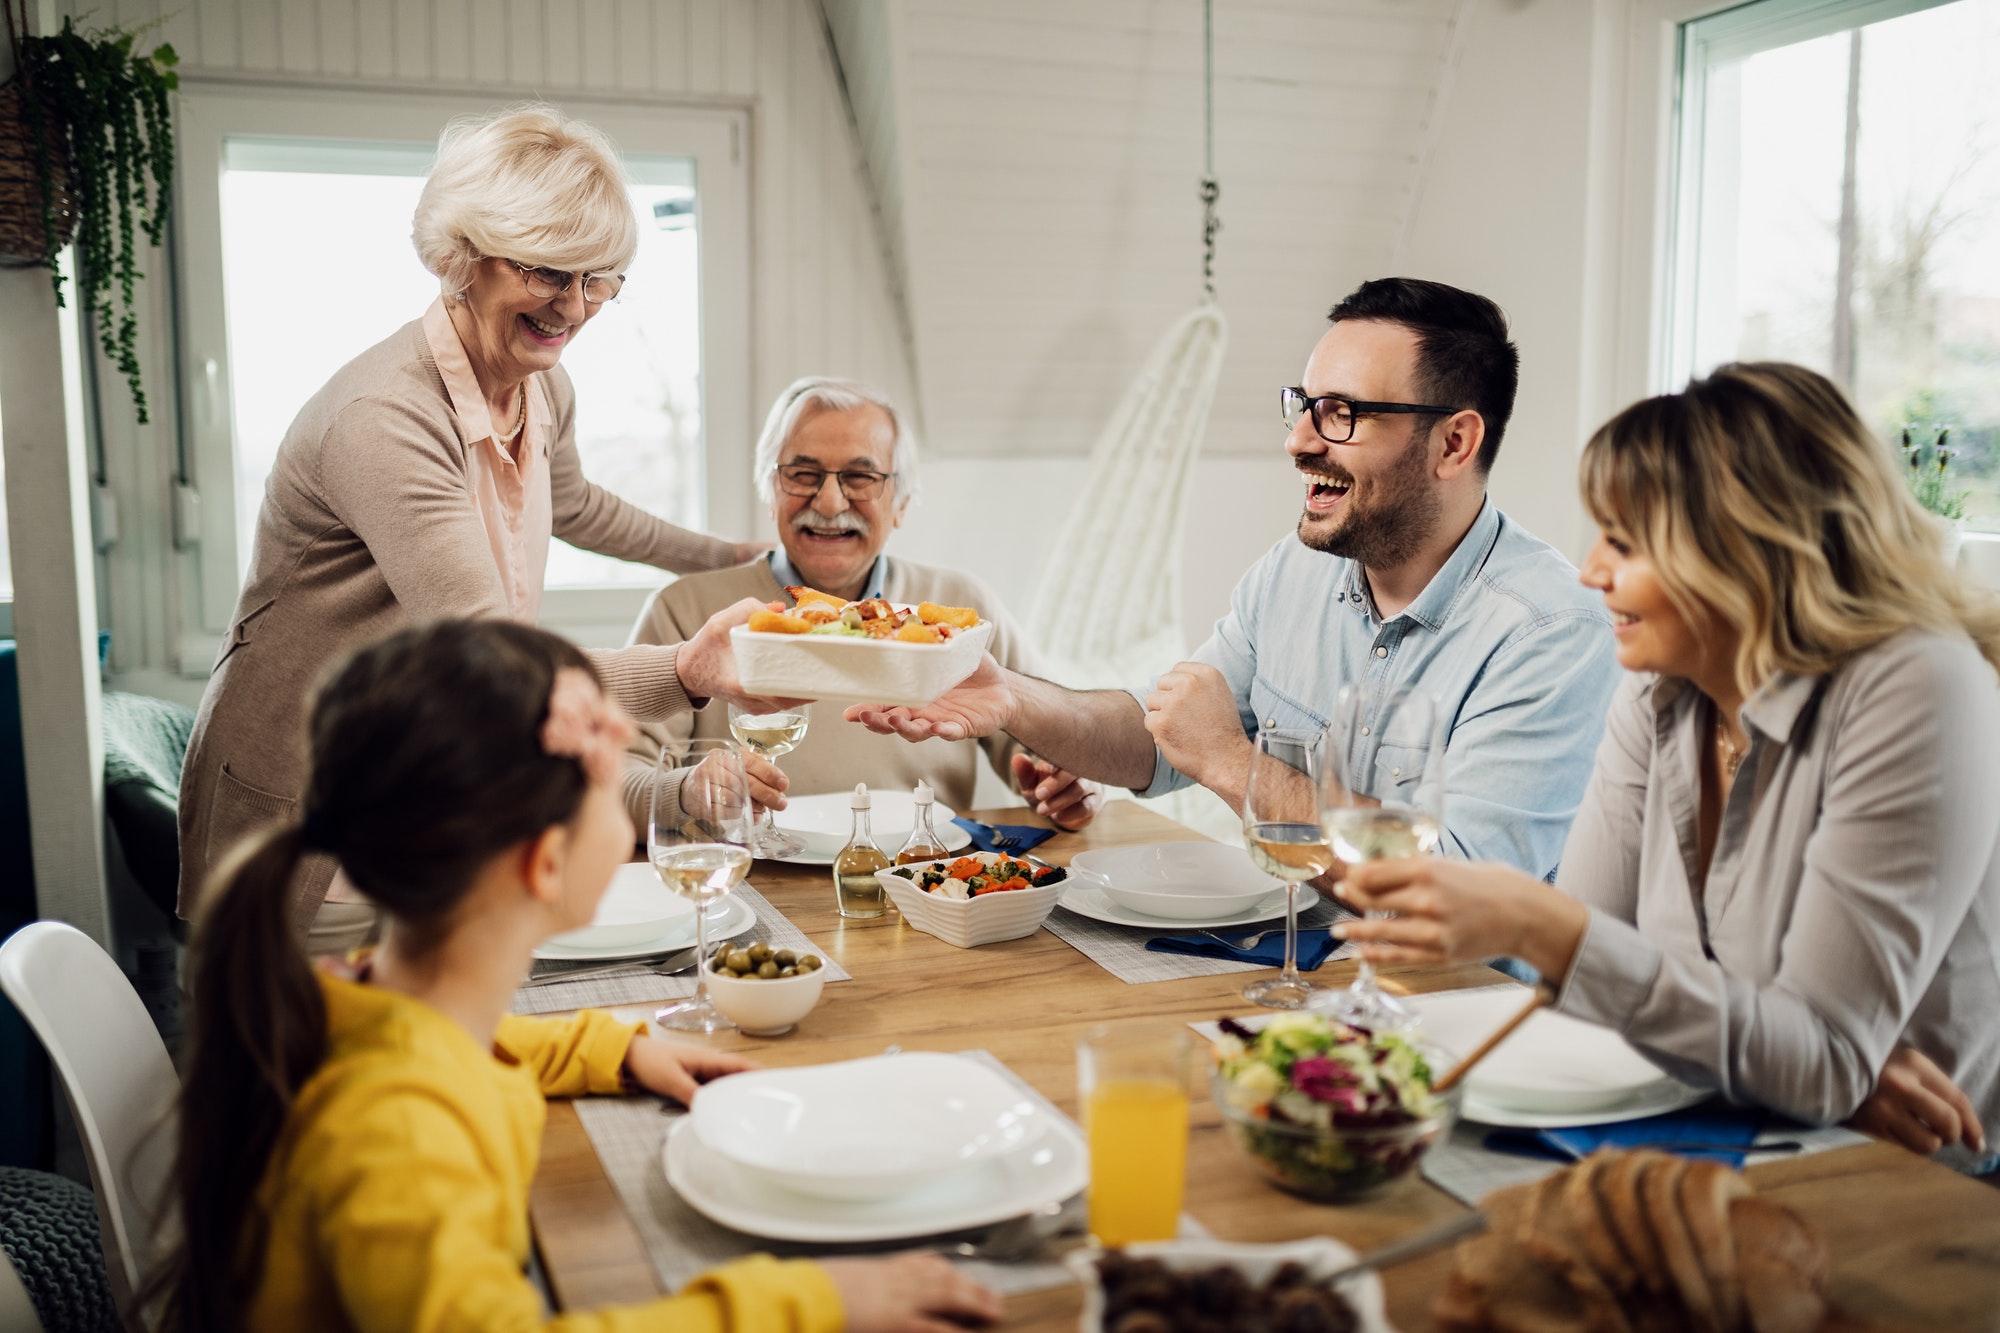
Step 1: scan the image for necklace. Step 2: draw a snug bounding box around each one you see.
[493,389,527,444]
[1715,719,1747,782]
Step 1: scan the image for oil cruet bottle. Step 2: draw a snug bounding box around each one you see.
[896,780,952,865]
[832,782,890,918]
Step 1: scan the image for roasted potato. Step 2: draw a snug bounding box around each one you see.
[917,601,979,630]
[747,609,813,635]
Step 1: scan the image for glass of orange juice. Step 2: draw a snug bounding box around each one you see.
[1077,1023,1191,1246]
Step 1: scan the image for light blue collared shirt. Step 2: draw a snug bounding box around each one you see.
[1133,498,1622,880]
[767,550,888,601]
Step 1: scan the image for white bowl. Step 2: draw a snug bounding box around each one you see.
[691,1052,1043,1202]
[731,618,994,707]
[877,857,1065,948]
[547,862,692,950]
[1066,1237,1391,1333]
[701,963,827,1037]
[1068,842,1281,921]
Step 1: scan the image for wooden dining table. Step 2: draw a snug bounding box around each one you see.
[530,800,2000,1331]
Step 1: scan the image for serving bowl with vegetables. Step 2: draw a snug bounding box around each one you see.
[1210,1013,1458,1201]
[878,853,1068,948]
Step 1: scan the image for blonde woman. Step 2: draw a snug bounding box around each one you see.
[180,105,778,952]
[1337,362,2000,1172]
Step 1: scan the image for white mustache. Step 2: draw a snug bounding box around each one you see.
[791,510,871,538]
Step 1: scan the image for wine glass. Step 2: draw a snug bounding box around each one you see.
[1318,686,1444,1031]
[650,739,756,1033]
[727,701,811,858]
[1239,724,1337,1010]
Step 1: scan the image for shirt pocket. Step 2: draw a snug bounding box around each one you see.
[206,761,298,868]
[1370,742,1433,802]
[1247,673,1330,736]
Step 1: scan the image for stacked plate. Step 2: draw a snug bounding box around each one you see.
[535,862,756,962]
[1411,988,1705,1127]
[766,789,976,867]
[1058,841,1290,930]
[671,1052,1087,1241]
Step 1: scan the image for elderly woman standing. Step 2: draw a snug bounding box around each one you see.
[1337,362,2000,1172]
[180,105,770,953]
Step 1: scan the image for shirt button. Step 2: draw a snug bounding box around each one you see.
[1374,646,1388,658]
[1392,767,1402,777]
[1361,726,1371,736]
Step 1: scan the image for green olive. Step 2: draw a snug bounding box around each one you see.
[756,959,780,979]
[778,965,798,978]
[798,954,823,972]
[725,949,753,973]
[773,948,797,967]
[747,942,774,964]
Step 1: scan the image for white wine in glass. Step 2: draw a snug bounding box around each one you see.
[1319,685,1444,1032]
[651,739,755,1033]
[1239,727,1333,1010]
[727,701,811,858]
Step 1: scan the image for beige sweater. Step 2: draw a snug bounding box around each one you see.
[621,558,1039,826]
[178,317,738,929]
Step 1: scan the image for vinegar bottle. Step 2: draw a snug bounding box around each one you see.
[896,781,952,865]
[832,783,890,918]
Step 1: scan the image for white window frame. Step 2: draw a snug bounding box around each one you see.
[1663,0,1960,387]
[170,82,752,664]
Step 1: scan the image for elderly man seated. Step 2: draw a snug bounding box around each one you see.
[621,376,1101,832]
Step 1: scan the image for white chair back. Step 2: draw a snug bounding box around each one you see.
[1026,304,1230,688]
[0,922,178,1317]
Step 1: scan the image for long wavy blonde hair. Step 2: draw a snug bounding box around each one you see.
[1580,361,2000,698]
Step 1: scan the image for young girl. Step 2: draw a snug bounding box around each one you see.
[152,619,1001,1332]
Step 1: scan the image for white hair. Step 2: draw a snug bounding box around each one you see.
[752,377,921,507]
[411,104,639,296]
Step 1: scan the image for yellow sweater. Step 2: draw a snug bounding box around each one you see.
[247,973,844,1332]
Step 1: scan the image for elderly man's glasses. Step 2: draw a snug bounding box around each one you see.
[510,261,625,304]
[776,464,895,501]
[1280,386,1458,444]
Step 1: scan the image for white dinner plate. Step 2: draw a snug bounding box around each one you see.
[767,789,974,866]
[1069,842,1282,920]
[691,1053,1044,1201]
[1459,1083,1713,1130]
[545,862,694,950]
[1054,879,1295,931]
[664,1106,1087,1242]
[532,893,756,961]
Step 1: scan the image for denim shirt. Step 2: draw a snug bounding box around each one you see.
[1132,498,1622,880]
[768,550,888,601]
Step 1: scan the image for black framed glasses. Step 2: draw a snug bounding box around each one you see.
[509,261,625,304]
[1280,387,1458,444]
[775,464,896,501]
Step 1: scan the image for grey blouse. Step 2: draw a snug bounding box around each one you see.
[1554,629,2000,1170]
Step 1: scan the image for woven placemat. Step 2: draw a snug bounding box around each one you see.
[571,1050,1134,1298]
[1043,893,1352,984]
[512,885,848,1016]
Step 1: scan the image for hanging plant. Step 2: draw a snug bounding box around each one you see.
[2,1,177,423]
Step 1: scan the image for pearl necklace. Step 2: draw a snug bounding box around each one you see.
[493,389,527,445]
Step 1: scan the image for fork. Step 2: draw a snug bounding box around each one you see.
[524,946,700,988]
[944,1195,1083,1262]
[1204,926,1284,951]
[984,826,1021,850]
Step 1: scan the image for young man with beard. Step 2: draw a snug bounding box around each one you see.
[848,279,1619,880]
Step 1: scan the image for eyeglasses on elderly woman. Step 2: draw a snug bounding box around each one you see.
[509,260,626,304]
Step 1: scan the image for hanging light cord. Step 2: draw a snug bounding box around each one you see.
[1199,0,1221,303]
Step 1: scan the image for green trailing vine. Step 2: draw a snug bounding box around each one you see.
[6,3,177,422]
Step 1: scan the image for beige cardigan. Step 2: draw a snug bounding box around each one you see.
[620,558,1037,827]
[178,317,737,929]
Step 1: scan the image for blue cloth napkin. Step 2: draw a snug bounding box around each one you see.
[1483,1099,1764,1167]
[950,817,1057,855]
[1145,928,1341,970]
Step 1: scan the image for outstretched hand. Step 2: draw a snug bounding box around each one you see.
[844,653,1016,742]
[1847,1046,1986,1157]
[1337,856,1588,982]
[676,598,811,712]
[821,1252,1002,1333]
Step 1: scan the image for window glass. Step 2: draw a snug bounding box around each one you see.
[0,444,11,601]
[216,138,703,586]
[1676,0,2000,528]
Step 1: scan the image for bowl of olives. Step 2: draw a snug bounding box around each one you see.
[703,941,828,1036]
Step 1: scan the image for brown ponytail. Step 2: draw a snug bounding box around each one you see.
[152,823,325,1332]
[149,619,601,1332]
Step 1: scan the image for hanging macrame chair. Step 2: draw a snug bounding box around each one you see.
[1026,0,1230,693]
[1024,303,1229,690]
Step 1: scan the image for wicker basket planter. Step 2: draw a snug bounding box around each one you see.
[0,78,76,266]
